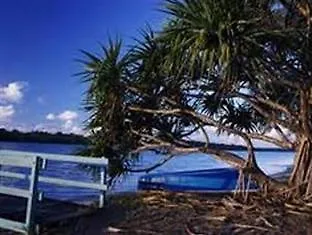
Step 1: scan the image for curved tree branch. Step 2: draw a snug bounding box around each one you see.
[129,106,293,148]
[248,132,293,149]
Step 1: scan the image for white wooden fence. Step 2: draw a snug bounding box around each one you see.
[0,150,108,235]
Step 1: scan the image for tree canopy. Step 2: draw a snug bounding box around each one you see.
[80,0,312,197]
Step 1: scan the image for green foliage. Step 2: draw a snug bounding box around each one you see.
[80,0,312,182]
[79,38,141,180]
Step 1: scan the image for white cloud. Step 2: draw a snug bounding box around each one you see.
[0,81,28,125]
[266,125,295,142]
[189,126,277,148]
[0,105,15,121]
[46,110,78,122]
[45,110,82,135]
[46,113,55,120]
[0,82,26,104]
[57,110,78,121]
[61,120,84,135]
[70,126,84,135]
[63,120,73,129]
[33,123,58,133]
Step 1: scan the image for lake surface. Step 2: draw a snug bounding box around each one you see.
[0,141,294,201]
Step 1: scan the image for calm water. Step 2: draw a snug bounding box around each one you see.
[0,141,294,201]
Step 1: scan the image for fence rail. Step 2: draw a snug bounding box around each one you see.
[0,150,108,235]
[0,150,108,165]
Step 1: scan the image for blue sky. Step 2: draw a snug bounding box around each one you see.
[0,0,164,134]
[0,0,285,147]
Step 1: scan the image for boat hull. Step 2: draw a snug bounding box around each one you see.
[138,168,258,193]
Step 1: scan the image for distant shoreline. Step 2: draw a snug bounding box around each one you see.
[189,142,294,152]
[253,148,293,152]
[0,128,88,145]
[0,128,294,151]
[0,140,85,146]
[0,140,293,152]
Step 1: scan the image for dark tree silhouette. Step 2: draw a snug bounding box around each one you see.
[0,128,87,145]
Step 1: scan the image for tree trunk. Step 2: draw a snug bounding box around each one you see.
[289,89,312,197]
[289,138,312,197]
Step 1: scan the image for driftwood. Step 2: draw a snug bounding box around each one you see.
[106,226,158,234]
[233,223,269,231]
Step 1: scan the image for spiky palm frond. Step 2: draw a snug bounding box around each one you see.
[160,0,284,91]
[80,38,141,180]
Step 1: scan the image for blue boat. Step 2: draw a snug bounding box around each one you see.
[138,168,258,193]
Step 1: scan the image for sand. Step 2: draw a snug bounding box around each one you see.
[30,191,312,235]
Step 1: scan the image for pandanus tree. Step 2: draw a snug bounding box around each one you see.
[81,0,312,198]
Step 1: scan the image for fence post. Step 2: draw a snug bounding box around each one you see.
[25,156,41,235]
[99,158,106,208]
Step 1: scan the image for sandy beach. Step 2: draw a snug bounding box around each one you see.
[28,191,312,235]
